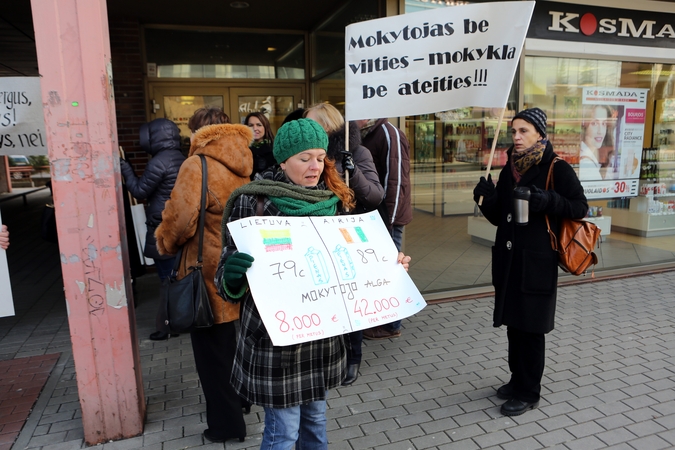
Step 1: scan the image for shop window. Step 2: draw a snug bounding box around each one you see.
[145,28,305,79]
[524,55,675,269]
[405,68,517,217]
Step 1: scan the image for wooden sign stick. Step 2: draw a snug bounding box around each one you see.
[478,107,506,206]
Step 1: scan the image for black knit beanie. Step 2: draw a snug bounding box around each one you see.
[513,108,547,139]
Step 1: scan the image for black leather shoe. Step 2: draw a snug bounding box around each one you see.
[149,331,178,341]
[203,429,245,443]
[500,398,539,416]
[341,363,360,386]
[496,384,514,400]
[241,399,252,414]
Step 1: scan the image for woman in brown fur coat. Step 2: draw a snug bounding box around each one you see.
[155,107,253,443]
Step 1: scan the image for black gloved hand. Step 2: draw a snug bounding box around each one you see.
[529,185,552,212]
[473,174,495,203]
[341,151,355,176]
[223,252,254,288]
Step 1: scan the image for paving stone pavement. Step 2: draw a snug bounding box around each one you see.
[2,268,675,450]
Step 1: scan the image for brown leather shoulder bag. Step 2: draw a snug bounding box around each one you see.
[544,158,601,276]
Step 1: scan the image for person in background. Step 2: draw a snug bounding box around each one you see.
[282,108,305,125]
[0,225,9,250]
[245,112,276,178]
[304,103,384,386]
[155,107,253,443]
[120,118,185,338]
[473,107,588,417]
[216,118,411,449]
[357,118,412,341]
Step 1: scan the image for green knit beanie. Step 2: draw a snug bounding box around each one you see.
[273,118,328,164]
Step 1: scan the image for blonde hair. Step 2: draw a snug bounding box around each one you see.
[304,103,344,134]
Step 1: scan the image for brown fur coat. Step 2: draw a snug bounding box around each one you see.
[156,123,253,324]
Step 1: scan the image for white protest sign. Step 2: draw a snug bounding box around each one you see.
[227,211,426,346]
[0,77,48,156]
[0,210,14,318]
[345,1,534,120]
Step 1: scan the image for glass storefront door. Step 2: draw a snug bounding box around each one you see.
[148,84,230,152]
[229,87,303,132]
[148,83,304,152]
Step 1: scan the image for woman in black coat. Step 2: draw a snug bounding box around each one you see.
[244,112,276,179]
[474,108,588,416]
[120,117,185,339]
[120,118,185,265]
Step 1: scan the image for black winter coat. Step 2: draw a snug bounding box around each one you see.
[249,140,276,180]
[120,118,185,260]
[327,124,384,214]
[478,143,588,334]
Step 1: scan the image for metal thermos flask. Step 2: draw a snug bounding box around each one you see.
[513,186,531,226]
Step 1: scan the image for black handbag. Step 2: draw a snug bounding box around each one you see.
[157,155,214,333]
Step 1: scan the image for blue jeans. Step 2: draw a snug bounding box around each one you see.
[154,257,176,281]
[386,225,404,332]
[261,399,328,450]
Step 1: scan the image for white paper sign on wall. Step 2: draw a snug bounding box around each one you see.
[0,210,14,318]
[0,77,48,156]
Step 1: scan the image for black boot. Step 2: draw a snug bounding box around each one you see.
[342,363,360,386]
[240,398,252,414]
[149,331,178,341]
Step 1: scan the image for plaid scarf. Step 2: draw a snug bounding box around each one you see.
[510,140,547,183]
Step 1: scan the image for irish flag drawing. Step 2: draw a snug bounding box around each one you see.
[259,229,292,252]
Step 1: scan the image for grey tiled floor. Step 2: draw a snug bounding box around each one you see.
[5,270,675,450]
[3,188,675,449]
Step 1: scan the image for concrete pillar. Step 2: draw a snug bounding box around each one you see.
[30,0,145,444]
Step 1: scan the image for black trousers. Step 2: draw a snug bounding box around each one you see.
[506,327,545,403]
[190,322,246,439]
[346,330,362,365]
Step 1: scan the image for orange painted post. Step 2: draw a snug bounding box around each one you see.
[30,0,145,444]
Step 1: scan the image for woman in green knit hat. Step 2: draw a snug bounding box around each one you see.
[216,118,410,449]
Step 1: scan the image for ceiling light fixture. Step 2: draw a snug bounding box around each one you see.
[230,2,249,9]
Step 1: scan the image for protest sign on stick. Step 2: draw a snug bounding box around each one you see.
[345,1,534,120]
[227,212,426,346]
[478,106,506,205]
[0,77,48,156]
[345,1,534,201]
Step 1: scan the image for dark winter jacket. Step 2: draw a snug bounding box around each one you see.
[361,119,412,228]
[120,118,185,260]
[327,124,384,214]
[477,142,588,334]
[249,140,276,180]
